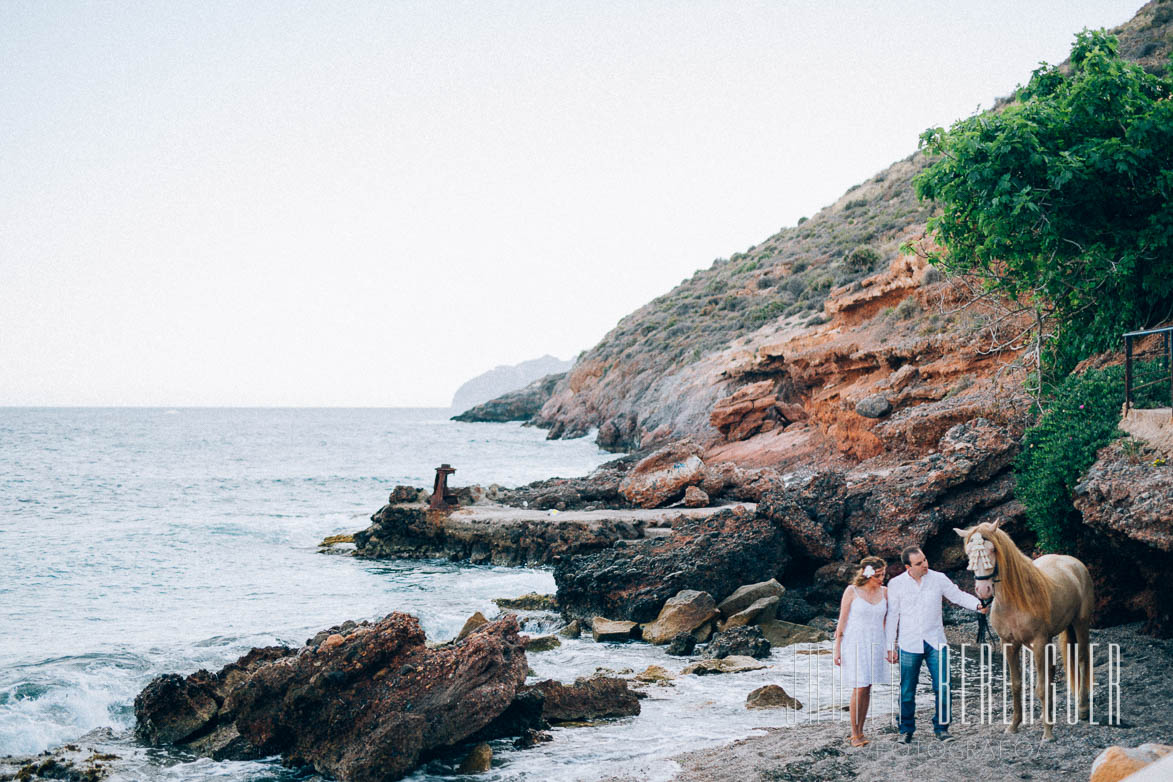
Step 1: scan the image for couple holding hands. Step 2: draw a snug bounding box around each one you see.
[832,547,990,747]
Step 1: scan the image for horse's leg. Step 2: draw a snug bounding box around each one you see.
[1060,624,1077,720]
[1005,641,1023,734]
[1032,638,1056,741]
[1076,620,1092,720]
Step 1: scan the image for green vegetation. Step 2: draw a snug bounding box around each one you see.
[1016,360,1168,550]
[915,30,1173,380]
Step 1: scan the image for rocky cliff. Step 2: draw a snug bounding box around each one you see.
[529,2,1173,461]
[524,2,1173,634]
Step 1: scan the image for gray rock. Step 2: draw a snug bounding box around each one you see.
[666,632,697,656]
[704,626,771,659]
[855,395,892,418]
[775,594,817,625]
[757,618,829,647]
[717,579,785,618]
[723,595,780,629]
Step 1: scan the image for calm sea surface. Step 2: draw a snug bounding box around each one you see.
[0,408,884,781]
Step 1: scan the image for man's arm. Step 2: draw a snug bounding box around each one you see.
[885,579,901,655]
[940,571,981,611]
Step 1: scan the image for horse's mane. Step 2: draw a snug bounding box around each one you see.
[974,523,1053,621]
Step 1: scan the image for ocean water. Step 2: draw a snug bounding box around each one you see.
[0,408,896,781]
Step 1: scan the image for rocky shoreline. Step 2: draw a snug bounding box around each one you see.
[664,623,1173,782]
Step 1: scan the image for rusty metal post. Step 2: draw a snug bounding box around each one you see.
[1168,331,1173,420]
[429,464,458,510]
[1125,334,1133,416]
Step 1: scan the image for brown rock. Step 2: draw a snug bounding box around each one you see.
[641,590,720,644]
[591,617,639,643]
[634,665,675,683]
[683,486,710,508]
[457,611,488,641]
[746,684,803,710]
[757,619,829,647]
[723,595,780,629]
[717,579,785,618]
[529,677,641,722]
[1090,743,1172,782]
[456,743,492,774]
[682,655,766,675]
[135,614,528,782]
[619,440,707,508]
[558,619,581,639]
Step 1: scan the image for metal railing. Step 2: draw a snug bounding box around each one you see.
[1123,325,1173,417]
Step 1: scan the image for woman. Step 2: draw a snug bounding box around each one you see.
[833,556,889,747]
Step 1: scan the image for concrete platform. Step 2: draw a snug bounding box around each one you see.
[1121,406,1173,456]
[353,501,757,567]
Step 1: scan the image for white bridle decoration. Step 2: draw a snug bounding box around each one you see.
[966,532,996,574]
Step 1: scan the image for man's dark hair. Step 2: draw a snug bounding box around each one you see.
[901,546,923,566]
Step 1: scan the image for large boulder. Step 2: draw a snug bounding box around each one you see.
[135,614,528,782]
[757,619,829,647]
[641,590,719,644]
[722,595,780,630]
[717,578,785,618]
[591,617,639,643]
[528,678,640,722]
[554,506,789,622]
[704,626,771,659]
[619,440,707,508]
[746,684,803,710]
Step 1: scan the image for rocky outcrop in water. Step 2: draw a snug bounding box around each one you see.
[452,372,566,423]
[553,505,786,623]
[354,503,649,566]
[134,613,528,782]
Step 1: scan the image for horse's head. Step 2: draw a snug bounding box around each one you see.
[955,521,999,600]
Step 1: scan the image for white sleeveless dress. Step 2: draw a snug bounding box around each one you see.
[840,586,890,688]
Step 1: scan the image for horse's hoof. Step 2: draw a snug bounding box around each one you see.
[1042,732,1056,743]
[1005,725,1019,735]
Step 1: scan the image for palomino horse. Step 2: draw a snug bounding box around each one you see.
[955,520,1094,741]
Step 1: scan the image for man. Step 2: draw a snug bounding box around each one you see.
[885,546,988,743]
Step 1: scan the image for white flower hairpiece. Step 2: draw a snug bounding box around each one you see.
[862,565,876,578]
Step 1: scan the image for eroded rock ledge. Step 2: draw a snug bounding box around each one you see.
[134,613,528,782]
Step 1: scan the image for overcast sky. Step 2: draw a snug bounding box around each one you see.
[0,1,1145,407]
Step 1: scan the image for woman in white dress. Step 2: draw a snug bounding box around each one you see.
[833,556,889,747]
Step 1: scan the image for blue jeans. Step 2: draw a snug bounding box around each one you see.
[899,642,950,735]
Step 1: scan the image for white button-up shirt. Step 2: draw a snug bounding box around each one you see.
[885,569,980,653]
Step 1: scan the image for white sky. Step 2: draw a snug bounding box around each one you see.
[0,1,1145,407]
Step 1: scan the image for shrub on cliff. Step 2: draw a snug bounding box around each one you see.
[915,30,1173,380]
[1016,360,1167,550]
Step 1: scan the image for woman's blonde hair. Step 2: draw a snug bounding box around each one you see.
[851,556,887,586]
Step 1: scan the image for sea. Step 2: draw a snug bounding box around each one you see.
[0,407,893,781]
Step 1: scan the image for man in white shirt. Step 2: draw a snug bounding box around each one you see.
[884,545,987,742]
